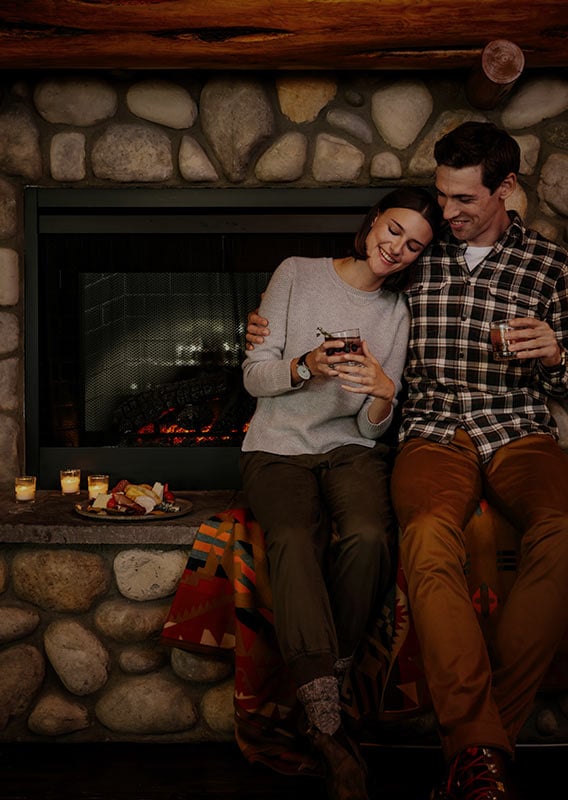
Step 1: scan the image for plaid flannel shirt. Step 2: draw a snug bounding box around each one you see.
[400,213,568,463]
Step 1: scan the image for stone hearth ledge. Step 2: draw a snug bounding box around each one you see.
[0,489,245,544]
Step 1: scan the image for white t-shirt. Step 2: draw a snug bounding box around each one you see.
[464,245,493,271]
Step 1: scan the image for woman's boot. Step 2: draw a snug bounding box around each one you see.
[297,675,369,800]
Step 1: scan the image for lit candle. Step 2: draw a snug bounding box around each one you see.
[15,476,36,502]
[60,469,81,495]
[88,474,109,500]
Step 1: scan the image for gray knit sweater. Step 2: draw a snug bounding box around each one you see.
[241,256,410,456]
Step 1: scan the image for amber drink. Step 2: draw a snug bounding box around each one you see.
[490,320,516,361]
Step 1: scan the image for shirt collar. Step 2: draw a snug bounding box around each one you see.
[440,211,525,250]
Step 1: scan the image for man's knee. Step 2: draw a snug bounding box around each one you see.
[399,511,468,570]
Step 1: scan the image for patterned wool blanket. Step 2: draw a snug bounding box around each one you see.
[160,504,568,774]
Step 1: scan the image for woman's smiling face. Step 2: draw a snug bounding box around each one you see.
[365,206,433,279]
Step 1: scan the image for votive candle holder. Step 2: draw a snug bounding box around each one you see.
[88,474,109,500]
[15,475,36,502]
[60,468,81,495]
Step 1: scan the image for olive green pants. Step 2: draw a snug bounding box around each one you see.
[391,430,568,760]
[241,443,394,688]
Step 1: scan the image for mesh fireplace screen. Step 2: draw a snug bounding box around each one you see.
[82,270,266,444]
[37,227,355,450]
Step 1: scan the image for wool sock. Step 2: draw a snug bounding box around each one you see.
[334,656,353,684]
[297,675,341,735]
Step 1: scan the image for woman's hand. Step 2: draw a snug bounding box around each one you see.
[333,340,395,425]
[292,342,342,384]
[334,340,395,401]
[293,337,373,384]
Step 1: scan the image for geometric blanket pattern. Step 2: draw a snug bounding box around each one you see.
[161,503,568,774]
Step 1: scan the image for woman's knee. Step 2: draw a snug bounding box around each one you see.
[266,523,326,566]
[337,520,392,564]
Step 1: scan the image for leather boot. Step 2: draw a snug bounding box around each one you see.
[429,746,514,800]
[308,723,370,800]
[296,676,369,800]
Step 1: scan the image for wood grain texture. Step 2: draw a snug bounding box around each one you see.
[0,1,566,70]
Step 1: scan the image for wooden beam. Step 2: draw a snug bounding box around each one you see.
[0,1,566,71]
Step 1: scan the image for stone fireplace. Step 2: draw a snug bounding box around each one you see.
[1,66,568,747]
[1,69,567,490]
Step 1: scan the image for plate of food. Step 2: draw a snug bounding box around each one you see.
[74,480,193,521]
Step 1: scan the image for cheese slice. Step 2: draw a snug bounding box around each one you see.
[135,494,157,513]
[93,493,112,509]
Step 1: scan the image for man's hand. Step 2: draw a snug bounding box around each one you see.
[245,310,270,351]
[508,317,564,367]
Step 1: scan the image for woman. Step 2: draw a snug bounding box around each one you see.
[240,188,441,800]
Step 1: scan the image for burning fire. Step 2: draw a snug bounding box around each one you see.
[135,405,249,446]
[121,366,257,449]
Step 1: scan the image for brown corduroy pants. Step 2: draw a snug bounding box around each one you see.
[391,429,568,760]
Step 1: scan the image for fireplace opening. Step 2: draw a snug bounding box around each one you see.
[46,243,266,451]
[25,187,390,489]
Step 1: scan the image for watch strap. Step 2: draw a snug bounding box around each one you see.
[297,351,312,379]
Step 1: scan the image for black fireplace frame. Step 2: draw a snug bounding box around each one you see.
[24,185,391,490]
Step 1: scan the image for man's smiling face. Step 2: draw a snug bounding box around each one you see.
[435,164,515,247]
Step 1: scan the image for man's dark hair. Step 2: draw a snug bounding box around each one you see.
[352,186,442,292]
[433,121,520,193]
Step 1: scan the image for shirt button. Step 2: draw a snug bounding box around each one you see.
[462,314,468,321]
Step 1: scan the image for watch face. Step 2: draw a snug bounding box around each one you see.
[297,362,311,380]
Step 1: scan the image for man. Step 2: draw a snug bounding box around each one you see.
[246,122,568,800]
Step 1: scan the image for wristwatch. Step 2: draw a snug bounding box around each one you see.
[297,351,313,381]
[547,345,567,373]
